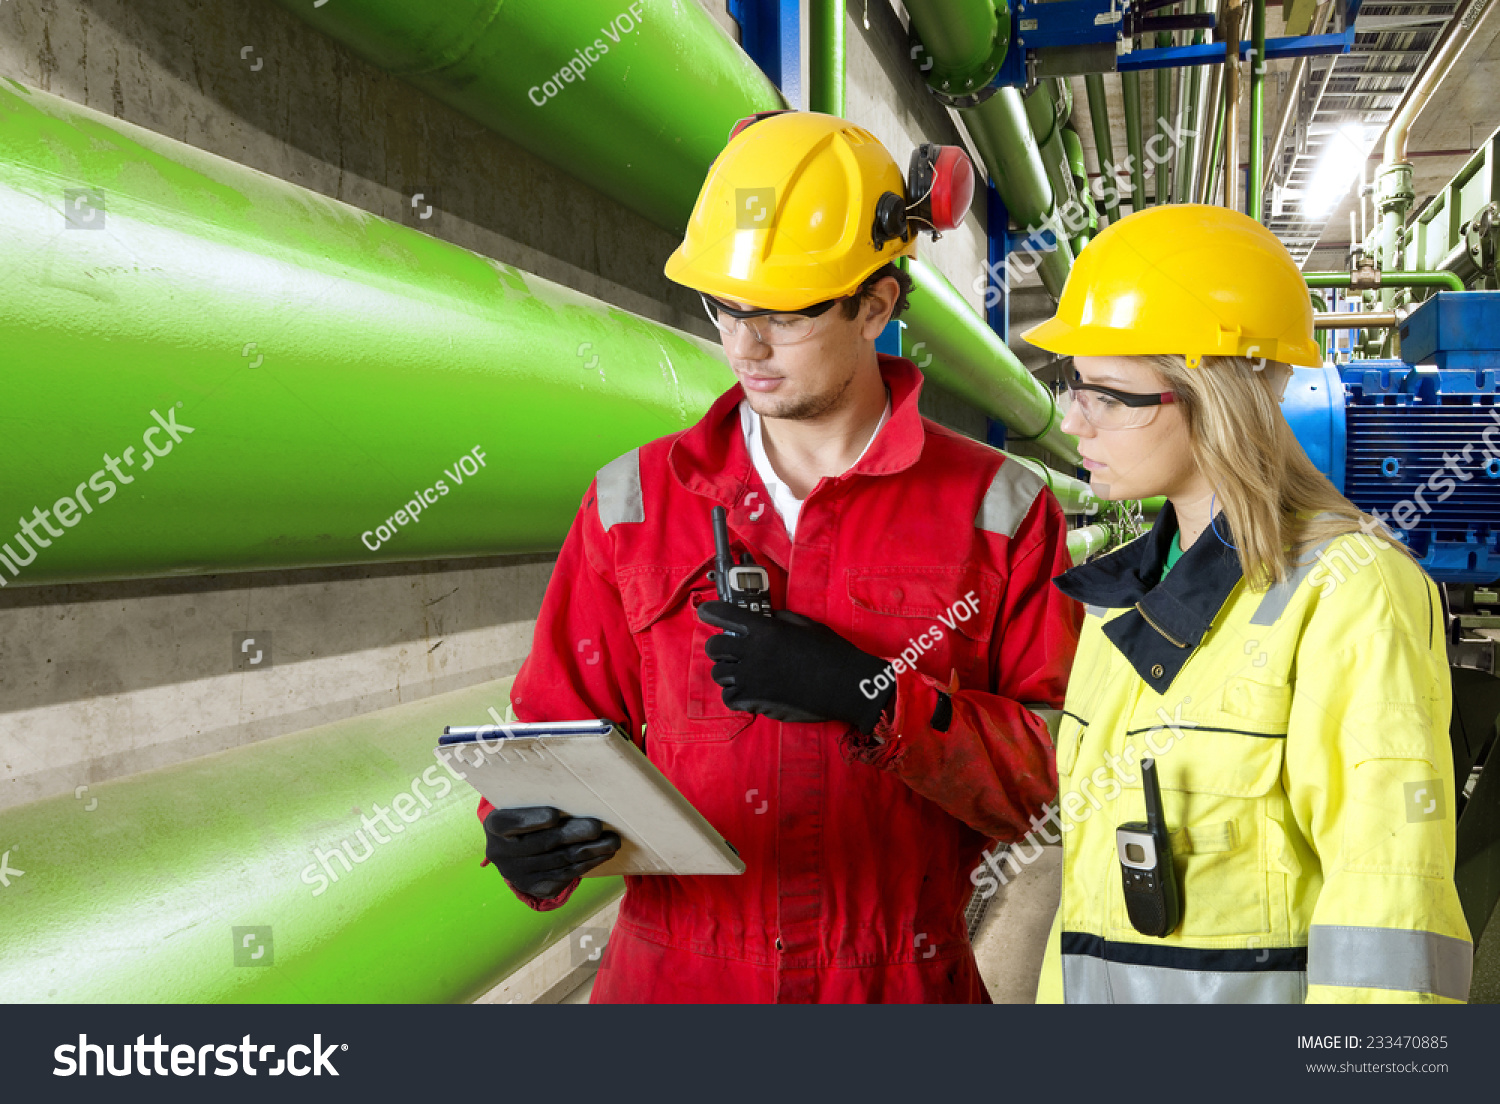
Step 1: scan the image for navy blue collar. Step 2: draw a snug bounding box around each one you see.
[1053,502,1244,694]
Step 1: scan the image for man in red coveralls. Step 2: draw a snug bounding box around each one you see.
[476,111,1081,1003]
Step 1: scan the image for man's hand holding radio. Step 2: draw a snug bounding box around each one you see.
[696,601,895,734]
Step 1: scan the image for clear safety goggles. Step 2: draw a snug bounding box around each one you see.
[1060,379,1178,430]
[700,292,844,347]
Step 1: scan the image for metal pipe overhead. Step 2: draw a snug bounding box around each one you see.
[899,258,1081,467]
[264,0,785,231]
[1223,0,1245,212]
[1153,32,1173,203]
[0,79,733,587]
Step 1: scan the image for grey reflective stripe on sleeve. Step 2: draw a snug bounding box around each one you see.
[1085,604,1107,618]
[976,461,1047,539]
[1024,704,1063,742]
[1250,537,1335,625]
[1063,955,1307,1003]
[1307,925,1473,1000]
[596,448,644,530]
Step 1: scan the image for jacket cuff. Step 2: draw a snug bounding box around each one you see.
[839,665,941,772]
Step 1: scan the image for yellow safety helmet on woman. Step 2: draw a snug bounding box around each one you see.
[1022,204,1322,368]
[666,111,973,311]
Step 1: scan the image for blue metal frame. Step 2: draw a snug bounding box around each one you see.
[727,0,801,105]
[999,0,1363,80]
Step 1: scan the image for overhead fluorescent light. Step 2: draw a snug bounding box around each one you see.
[1302,122,1378,218]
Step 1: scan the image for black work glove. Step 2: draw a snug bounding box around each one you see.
[697,600,895,734]
[483,806,621,900]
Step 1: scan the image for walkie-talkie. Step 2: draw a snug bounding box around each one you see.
[1116,757,1182,938]
[709,505,771,631]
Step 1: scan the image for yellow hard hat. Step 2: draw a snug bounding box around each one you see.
[665,112,926,311]
[1022,204,1323,368]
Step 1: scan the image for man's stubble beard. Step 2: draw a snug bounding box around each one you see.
[751,359,858,422]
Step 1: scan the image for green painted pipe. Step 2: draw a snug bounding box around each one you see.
[1084,74,1121,225]
[1249,0,1267,221]
[1304,271,1466,292]
[1205,78,1227,205]
[264,0,784,232]
[1122,71,1147,213]
[1068,523,1113,563]
[0,78,733,588]
[1154,32,1172,204]
[1174,1,1208,205]
[1309,292,1330,359]
[0,676,622,1002]
[1061,127,1098,248]
[899,258,1080,466]
[903,0,1074,300]
[809,0,846,115]
[1026,80,1087,257]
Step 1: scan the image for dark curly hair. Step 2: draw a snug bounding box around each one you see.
[839,262,913,321]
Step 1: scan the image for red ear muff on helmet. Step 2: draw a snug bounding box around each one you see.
[728,110,794,142]
[906,144,974,235]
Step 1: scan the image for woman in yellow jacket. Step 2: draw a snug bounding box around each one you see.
[1021,204,1472,1003]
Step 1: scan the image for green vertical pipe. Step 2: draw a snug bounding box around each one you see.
[0,78,733,587]
[1309,292,1329,360]
[265,0,785,232]
[1174,0,1207,204]
[898,257,1081,466]
[0,677,622,1002]
[1153,33,1172,204]
[1122,71,1147,212]
[809,0,846,115]
[1206,79,1228,204]
[1027,79,1086,258]
[1062,126,1097,251]
[1249,0,1267,220]
[1084,73,1122,225]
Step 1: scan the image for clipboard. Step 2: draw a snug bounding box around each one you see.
[439,719,744,877]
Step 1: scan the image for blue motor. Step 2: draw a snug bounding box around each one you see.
[1283,292,1500,583]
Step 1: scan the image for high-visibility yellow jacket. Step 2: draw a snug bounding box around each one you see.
[1035,506,1473,1003]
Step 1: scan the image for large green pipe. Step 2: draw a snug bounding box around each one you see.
[1067,523,1113,563]
[1249,0,1267,221]
[1084,74,1121,226]
[264,0,784,232]
[903,0,1076,300]
[1026,80,1087,257]
[1122,71,1147,212]
[809,0,846,115]
[0,676,622,1002]
[1062,126,1099,250]
[1304,271,1466,292]
[0,79,733,588]
[899,258,1081,466]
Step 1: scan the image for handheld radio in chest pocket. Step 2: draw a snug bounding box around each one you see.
[709,506,771,631]
[1116,757,1182,938]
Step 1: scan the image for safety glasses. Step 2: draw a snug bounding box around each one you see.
[1060,379,1178,430]
[700,292,845,347]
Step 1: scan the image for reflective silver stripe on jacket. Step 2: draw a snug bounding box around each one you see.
[1308,925,1473,1001]
[1063,954,1308,1003]
[975,461,1046,539]
[596,448,644,530]
[1249,537,1336,625]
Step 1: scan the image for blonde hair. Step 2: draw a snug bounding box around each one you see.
[1142,354,1400,589]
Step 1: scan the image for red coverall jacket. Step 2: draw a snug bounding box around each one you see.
[478,355,1081,1002]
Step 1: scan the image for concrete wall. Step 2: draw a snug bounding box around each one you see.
[0,0,1018,809]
